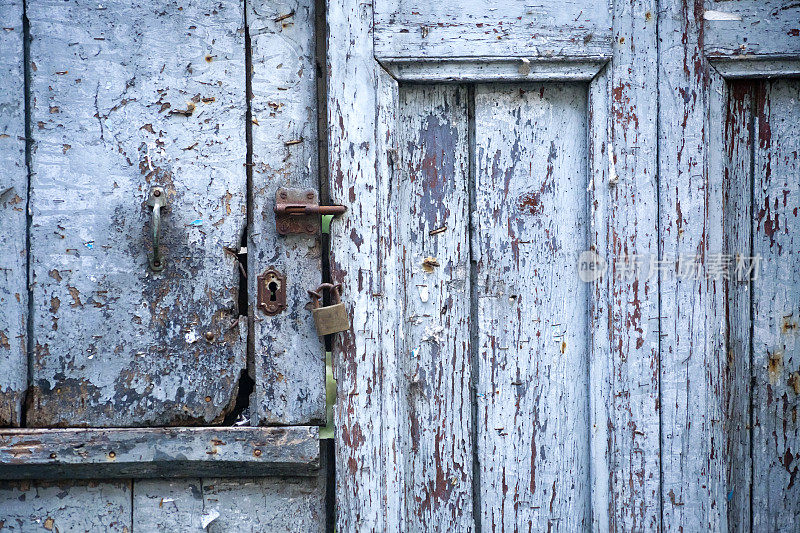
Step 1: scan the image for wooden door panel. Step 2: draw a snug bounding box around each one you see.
[0,480,133,531]
[26,0,247,427]
[132,476,326,532]
[0,0,27,427]
[329,0,659,530]
[750,79,800,531]
[0,475,326,532]
[473,83,590,530]
[395,84,472,529]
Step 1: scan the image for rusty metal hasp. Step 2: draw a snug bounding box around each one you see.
[274,188,346,236]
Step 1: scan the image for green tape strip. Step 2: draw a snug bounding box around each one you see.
[320,351,336,440]
[321,214,334,235]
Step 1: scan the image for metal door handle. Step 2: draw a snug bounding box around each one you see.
[147,188,166,271]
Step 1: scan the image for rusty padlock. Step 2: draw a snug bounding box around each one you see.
[308,283,350,336]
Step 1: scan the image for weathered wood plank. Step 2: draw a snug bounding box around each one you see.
[0,0,27,427]
[751,79,800,532]
[588,1,661,529]
[381,59,607,83]
[0,427,319,479]
[719,80,755,532]
[26,0,247,426]
[704,0,800,60]
[658,2,728,529]
[473,82,590,531]
[133,479,205,531]
[394,84,472,529]
[247,0,325,426]
[327,0,391,528]
[710,58,800,81]
[202,476,325,532]
[374,0,612,62]
[0,480,132,532]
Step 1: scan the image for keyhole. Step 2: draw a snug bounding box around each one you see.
[268,281,278,301]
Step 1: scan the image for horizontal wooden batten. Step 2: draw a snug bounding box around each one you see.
[0,427,319,479]
[703,0,800,59]
[708,57,800,80]
[374,0,612,61]
[379,58,609,82]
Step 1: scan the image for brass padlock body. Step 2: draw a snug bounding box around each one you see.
[308,283,350,336]
[311,302,350,336]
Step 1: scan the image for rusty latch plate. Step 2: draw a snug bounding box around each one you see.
[275,188,320,236]
[274,187,346,236]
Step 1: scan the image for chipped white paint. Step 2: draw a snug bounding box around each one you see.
[704,11,742,22]
[374,0,612,61]
[704,0,800,59]
[750,79,800,532]
[0,0,26,426]
[25,0,248,426]
[473,82,590,531]
[201,508,220,528]
[248,0,326,426]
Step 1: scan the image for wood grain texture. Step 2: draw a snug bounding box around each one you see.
[0,0,27,427]
[394,84,472,529]
[589,1,661,529]
[719,80,754,532]
[658,2,728,529]
[0,476,325,532]
[473,83,589,531]
[0,480,132,532]
[0,426,319,479]
[248,0,325,426]
[708,58,800,81]
[133,475,326,531]
[751,79,800,532]
[25,0,248,427]
[704,0,800,60]
[203,476,325,532]
[133,479,205,531]
[374,0,612,61]
[327,0,391,529]
[381,59,607,83]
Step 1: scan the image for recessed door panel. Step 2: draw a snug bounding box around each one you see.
[26,0,247,427]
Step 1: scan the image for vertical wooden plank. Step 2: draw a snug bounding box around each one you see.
[202,477,325,532]
[473,83,589,531]
[587,65,614,532]
[0,480,132,532]
[394,84,472,529]
[0,0,27,427]
[589,1,662,530]
[375,70,404,530]
[133,479,204,531]
[658,2,727,529]
[26,0,248,426]
[328,0,393,529]
[751,79,800,532]
[247,0,325,426]
[719,80,754,531]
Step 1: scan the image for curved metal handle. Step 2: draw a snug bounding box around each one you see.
[147,188,166,272]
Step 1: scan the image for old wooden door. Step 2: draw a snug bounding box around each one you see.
[328,0,800,531]
[0,0,328,530]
